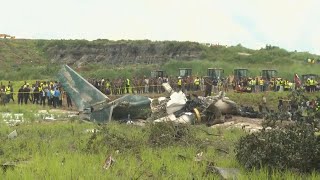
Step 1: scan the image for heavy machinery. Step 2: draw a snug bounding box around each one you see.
[233,68,249,81]
[151,70,165,78]
[179,68,192,77]
[261,69,277,80]
[207,68,224,80]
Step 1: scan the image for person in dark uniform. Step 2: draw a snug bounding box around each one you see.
[204,77,213,97]
[66,92,72,108]
[18,85,24,105]
[23,84,31,104]
[33,85,40,104]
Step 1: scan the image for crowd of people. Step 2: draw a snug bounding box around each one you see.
[235,76,319,93]
[0,75,318,107]
[88,75,319,97]
[87,76,228,95]
[0,81,73,108]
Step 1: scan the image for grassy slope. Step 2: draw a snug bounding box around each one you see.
[0,39,319,80]
[0,39,58,80]
[69,44,320,80]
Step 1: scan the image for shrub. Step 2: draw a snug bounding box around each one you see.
[235,123,320,173]
[148,122,195,147]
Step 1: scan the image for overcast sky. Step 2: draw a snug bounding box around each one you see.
[1,0,319,54]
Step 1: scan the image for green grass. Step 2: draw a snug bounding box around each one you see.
[0,121,319,179]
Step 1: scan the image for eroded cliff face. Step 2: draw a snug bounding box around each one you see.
[45,40,205,67]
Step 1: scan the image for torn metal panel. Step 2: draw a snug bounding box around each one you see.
[166,92,187,114]
[57,65,110,111]
[111,95,151,120]
[154,113,195,124]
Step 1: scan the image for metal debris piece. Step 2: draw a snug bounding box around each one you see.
[8,130,17,139]
[194,152,203,162]
[212,167,240,180]
[166,92,187,114]
[103,155,115,170]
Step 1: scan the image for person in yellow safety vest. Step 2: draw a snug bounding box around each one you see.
[105,79,111,95]
[39,84,43,92]
[177,77,182,91]
[259,78,264,92]
[126,78,130,94]
[194,77,200,91]
[42,82,48,90]
[279,78,284,92]
[309,78,316,92]
[288,81,293,90]
[251,78,256,92]
[5,85,11,103]
[284,79,290,91]
[306,78,311,92]
[246,78,253,93]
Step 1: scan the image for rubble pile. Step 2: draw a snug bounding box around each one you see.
[148,83,240,126]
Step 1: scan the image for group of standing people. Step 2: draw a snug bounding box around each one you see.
[0,81,73,108]
[88,76,231,97]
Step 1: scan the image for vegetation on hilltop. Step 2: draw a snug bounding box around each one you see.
[0,39,319,80]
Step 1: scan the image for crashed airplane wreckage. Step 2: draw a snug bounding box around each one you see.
[57,65,151,122]
[151,83,239,125]
[57,65,239,124]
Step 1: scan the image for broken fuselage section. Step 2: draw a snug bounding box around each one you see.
[57,65,151,123]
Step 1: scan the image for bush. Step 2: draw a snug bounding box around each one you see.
[148,122,195,147]
[235,123,320,173]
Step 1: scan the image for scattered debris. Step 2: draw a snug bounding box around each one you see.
[85,129,100,133]
[1,162,16,172]
[166,91,187,114]
[1,161,29,173]
[8,130,17,139]
[212,166,240,180]
[58,66,242,124]
[194,152,203,162]
[103,155,115,170]
[44,115,56,121]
